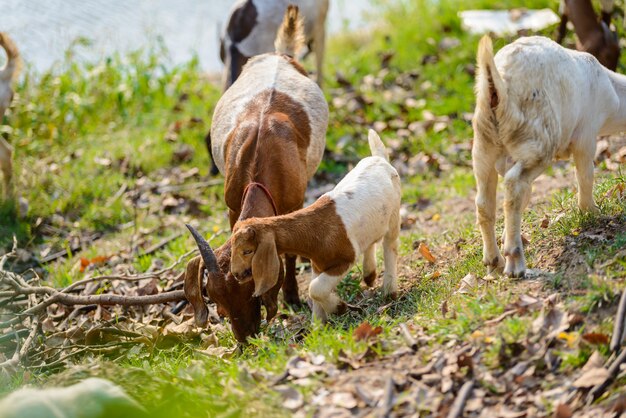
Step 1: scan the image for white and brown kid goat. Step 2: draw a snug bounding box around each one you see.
[0,32,19,199]
[473,35,626,278]
[185,6,328,341]
[230,130,401,323]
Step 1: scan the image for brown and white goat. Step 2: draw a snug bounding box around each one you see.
[473,35,626,278]
[184,6,328,342]
[220,0,328,91]
[0,32,19,198]
[230,130,401,324]
[556,0,619,71]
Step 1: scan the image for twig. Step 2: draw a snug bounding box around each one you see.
[156,179,224,194]
[163,308,182,325]
[587,348,626,403]
[398,323,417,351]
[446,379,475,418]
[380,377,395,417]
[0,316,39,369]
[484,309,518,326]
[61,247,198,293]
[610,290,626,353]
[139,231,184,258]
[40,233,102,264]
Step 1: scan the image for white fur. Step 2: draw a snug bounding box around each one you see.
[222,0,328,85]
[473,35,626,278]
[309,130,401,321]
[211,53,328,178]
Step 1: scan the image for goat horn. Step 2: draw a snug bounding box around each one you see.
[185,224,219,273]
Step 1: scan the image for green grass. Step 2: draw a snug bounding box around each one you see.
[2,0,626,415]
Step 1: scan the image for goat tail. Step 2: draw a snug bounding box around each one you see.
[274,4,306,57]
[476,35,506,116]
[0,32,20,82]
[367,129,389,161]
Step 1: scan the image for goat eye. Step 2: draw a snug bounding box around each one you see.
[243,250,253,256]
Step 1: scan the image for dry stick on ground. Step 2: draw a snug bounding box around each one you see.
[61,247,199,293]
[610,290,626,353]
[446,379,475,418]
[0,316,39,369]
[398,323,417,351]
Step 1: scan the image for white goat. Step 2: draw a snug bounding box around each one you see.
[229,130,401,323]
[220,0,328,90]
[473,35,626,278]
[0,32,19,198]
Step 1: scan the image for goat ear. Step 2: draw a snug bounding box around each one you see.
[251,232,280,297]
[183,256,209,327]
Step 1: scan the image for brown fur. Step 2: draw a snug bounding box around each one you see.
[557,0,619,71]
[231,195,356,293]
[183,240,283,343]
[186,52,317,342]
[223,90,311,225]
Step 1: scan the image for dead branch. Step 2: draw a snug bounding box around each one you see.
[610,289,626,353]
[60,247,199,293]
[447,379,474,418]
[0,316,39,369]
[398,323,417,351]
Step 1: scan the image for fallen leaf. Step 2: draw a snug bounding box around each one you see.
[330,391,357,409]
[418,242,436,263]
[573,367,610,388]
[582,351,604,371]
[274,385,304,411]
[440,300,448,318]
[353,321,383,342]
[457,273,476,295]
[554,404,572,418]
[540,215,550,228]
[582,332,610,345]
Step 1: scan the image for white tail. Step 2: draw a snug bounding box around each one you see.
[274,5,306,57]
[367,129,389,160]
[475,35,506,114]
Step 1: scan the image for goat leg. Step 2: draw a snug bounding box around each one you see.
[282,254,301,306]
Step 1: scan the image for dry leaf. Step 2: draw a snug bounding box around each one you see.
[353,322,383,342]
[457,273,476,295]
[582,351,604,371]
[418,242,436,263]
[540,215,550,228]
[582,333,610,345]
[440,300,448,318]
[274,385,304,411]
[330,392,357,409]
[573,367,610,388]
[554,403,573,418]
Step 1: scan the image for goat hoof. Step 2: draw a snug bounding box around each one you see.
[363,271,377,287]
[504,258,526,279]
[336,301,348,315]
[483,254,505,271]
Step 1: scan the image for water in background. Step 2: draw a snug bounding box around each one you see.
[0,0,374,73]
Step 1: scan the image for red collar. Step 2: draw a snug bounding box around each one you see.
[241,182,278,216]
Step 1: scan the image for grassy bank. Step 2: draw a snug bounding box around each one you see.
[1,0,626,416]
